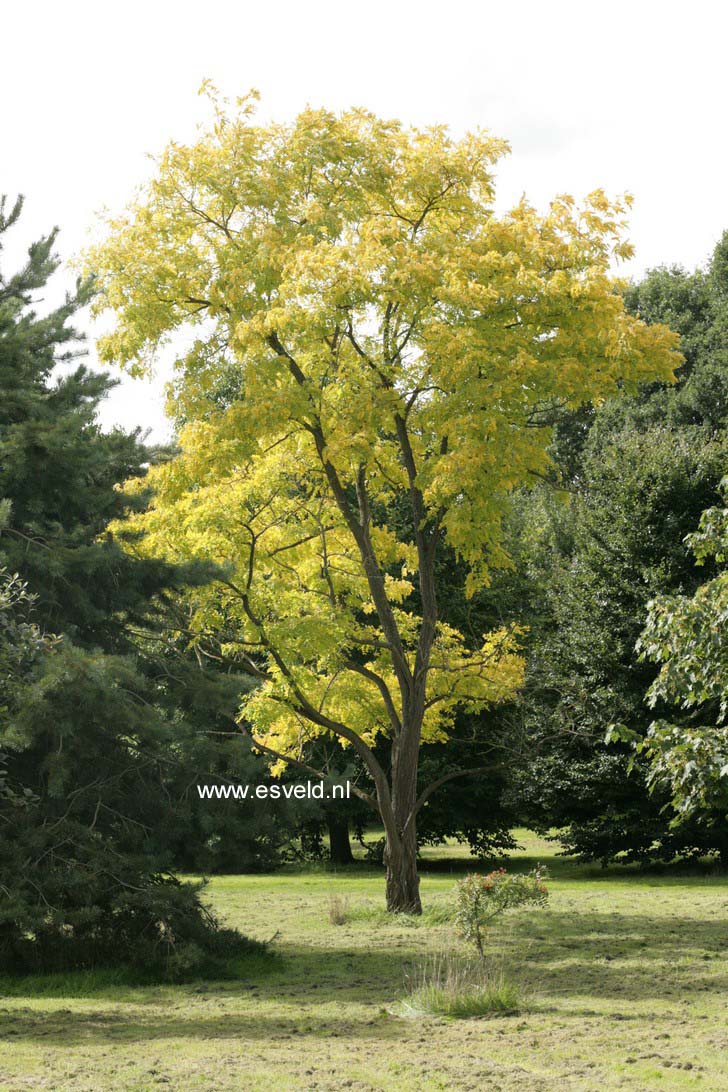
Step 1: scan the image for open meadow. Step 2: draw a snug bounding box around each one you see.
[1,832,726,1092]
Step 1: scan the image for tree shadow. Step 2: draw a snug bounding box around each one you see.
[1,903,725,1052]
[418,852,727,882]
[488,907,728,1001]
[0,1005,402,1047]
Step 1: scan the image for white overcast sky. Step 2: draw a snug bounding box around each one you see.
[2,0,727,441]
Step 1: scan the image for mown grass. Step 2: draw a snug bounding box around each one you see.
[0,831,726,1090]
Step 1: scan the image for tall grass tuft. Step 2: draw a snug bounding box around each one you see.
[327,893,350,925]
[398,952,522,1018]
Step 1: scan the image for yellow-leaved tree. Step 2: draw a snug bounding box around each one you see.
[88,90,679,912]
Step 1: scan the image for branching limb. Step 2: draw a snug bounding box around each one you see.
[343,659,401,736]
[238,725,378,811]
[404,765,501,831]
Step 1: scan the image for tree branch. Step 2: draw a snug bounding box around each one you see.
[239,726,378,810]
[404,765,501,831]
[344,659,401,736]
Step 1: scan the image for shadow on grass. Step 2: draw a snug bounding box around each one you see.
[1,900,726,1044]
[0,1005,402,1046]
[0,951,279,1000]
[417,854,728,884]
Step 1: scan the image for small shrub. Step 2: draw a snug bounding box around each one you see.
[399,953,522,1019]
[327,894,349,925]
[454,866,549,959]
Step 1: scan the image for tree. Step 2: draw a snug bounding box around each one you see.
[87,94,679,911]
[511,236,728,866]
[0,561,267,976]
[619,235,728,434]
[628,479,728,817]
[515,428,728,864]
[0,196,199,650]
[0,566,49,805]
[0,196,282,971]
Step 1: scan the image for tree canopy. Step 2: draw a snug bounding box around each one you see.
[87,94,680,910]
[0,195,281,972]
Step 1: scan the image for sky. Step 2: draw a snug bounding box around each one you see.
[3,0,727,441]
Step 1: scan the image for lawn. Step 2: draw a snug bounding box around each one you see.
[1,832,726,1091]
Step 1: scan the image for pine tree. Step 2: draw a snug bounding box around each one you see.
[0,199,278,972]
[0,195,203,649]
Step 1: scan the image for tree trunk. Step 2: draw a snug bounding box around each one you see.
[385,820,421,913]
[327,813,354,865]
[383,756,422,919]
[381,706,424,913]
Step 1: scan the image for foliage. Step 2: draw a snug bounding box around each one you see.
[87,92,678,911]
[0,198,206,649]
[618,234,728,433]
[0,589,269,976]
[0,195,296,872]
[625,480,728,816]
[0,568,49,807]
[275,737,371,864]
[513,430,728,863]
[0,573,258,979]
[0,196,282,971]
[0,830,264,979]
[511,235,728,865]
[0,596,274,977]
[5,635,302,865]
[454,867,548,959]
[414,724,523,860]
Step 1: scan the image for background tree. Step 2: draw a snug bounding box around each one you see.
[88,95,678,911]
[0,196,291,971]
[512,235,728,865]
[514,430,728,864]
[627,479,728,817]
[0,197,189,649]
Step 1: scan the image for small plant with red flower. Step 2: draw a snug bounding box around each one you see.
[454,867,549,959]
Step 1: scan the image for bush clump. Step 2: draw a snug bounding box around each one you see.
[0,826,266,980]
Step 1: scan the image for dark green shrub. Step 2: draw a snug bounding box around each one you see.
[0,819,266,979]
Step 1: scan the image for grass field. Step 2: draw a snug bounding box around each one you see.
[1,831,727,1091]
